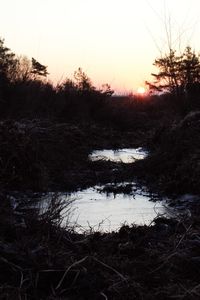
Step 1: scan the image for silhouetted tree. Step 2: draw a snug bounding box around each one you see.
[146,47,200,97]
[56,68,114,122]
[100,83,114,97]
[0,38,17,83]
[74,67,94,91]
[0,38,18,111]
[31,58,49,79]
[15,55,32,82]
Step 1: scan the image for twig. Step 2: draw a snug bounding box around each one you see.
[55,256,88,290]
[187,282,200,297]
[150,252,177,274]
[174,224,192,250]
[100,291,108,300]
[92,257,127,282]
[0,256,22,271]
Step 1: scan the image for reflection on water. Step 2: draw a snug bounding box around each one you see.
[62,184,169,232]
[15,147,173,232]
[11,144,180,232]
[89,148,147,163]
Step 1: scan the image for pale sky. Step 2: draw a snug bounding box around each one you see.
[1,0,200,93]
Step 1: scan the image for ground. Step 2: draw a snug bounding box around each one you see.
[0,112,200,299]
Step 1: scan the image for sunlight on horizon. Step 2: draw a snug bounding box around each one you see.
[1,0,200,93]
[137,87,146,95]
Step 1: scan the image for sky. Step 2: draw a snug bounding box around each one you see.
[1,0,200,94]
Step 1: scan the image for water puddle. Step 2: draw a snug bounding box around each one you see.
[12,148,177,232]
[65,147,171,231]
[89,147,147,163]
[59,184,171,232]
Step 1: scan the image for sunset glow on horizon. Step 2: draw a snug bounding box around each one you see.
[137,87,146,95]
[1,0,200,93]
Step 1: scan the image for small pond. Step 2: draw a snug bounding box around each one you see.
[64,184,170,231]
[88,147,147,163]
[65,148,170,231]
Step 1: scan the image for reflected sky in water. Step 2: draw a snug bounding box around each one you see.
[36,148,172,232]
[89,148,147,163]
[63,185,168,232]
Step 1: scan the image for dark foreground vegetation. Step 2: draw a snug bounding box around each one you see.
[1,38,200,299]
[1,193,200,300]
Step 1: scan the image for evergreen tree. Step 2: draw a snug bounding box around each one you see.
[31,58,49,78]
[0,38,17,82]
[146,47,200,96]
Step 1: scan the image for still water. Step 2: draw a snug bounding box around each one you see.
[88,147,147,163]
[58,148,169,231]
[65,184,169,232]
[24,148,171,232]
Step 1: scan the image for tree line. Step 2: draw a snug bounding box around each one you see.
[1,36,200,123]
[0,37,114,121]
